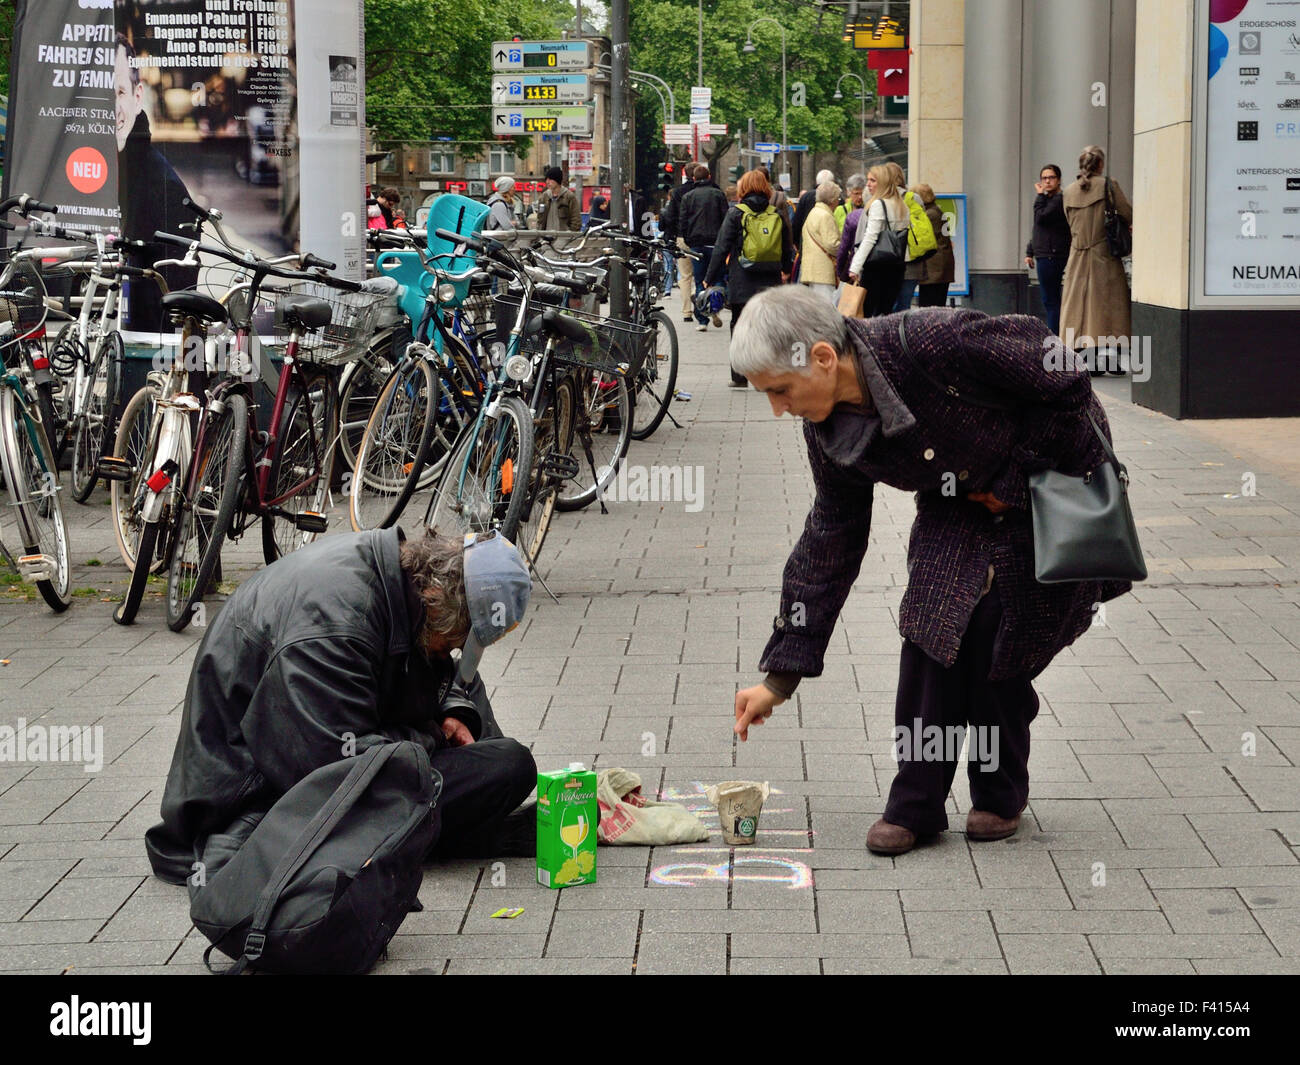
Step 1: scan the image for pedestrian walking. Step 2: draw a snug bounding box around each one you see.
[800,180,842,304]
[678,164,731,333]
[834,173,862,231]
[848,164,910,317]
[1024,164,1071,335]
[792,168,835,250]
[703,168,795,385]
[660,163,701,322]
[585,193,609,231]
[909,183,954,307]
[1060,146,1133,375]
[534,166,582,247]
[728,285,1132,854]
[835,174,867,283]
[486,176,519,231]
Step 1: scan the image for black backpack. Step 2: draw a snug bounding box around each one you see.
[189,741,442,974]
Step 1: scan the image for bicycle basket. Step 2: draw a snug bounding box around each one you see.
[493,293,650,377]
[0,259,49,346]
[269,282,388,365]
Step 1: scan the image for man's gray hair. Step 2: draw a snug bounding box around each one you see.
[817,180,841,206]
[399,529,471,644]
[845,173,866,191]
[730,285,849,379]
[815,168,835,186]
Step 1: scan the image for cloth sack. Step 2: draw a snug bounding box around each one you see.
[595,768,709,845]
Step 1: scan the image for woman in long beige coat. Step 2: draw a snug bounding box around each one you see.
[800,180,842,302]
[1060,145,1132,372]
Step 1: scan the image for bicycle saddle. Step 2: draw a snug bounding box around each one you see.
[161,291,228,326]
[525,307,591,344]
[277,294,332,332]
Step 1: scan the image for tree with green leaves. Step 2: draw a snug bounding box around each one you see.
[629,0,872,179]
[364,0,576,157]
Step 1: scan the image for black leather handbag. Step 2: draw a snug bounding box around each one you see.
[1028,410,1147,583]
[1103,178,1132,260]
[863,202,907,266]
[896,313,1147,585]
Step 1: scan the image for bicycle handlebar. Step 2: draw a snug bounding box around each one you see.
[153,230,361,291]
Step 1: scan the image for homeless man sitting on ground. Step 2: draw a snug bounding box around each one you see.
[728,286,1132,856]
[145,528,538,884]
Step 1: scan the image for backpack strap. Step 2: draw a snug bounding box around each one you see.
[213,744,401,975]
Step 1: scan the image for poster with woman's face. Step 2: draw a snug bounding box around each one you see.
[115,0,300,257]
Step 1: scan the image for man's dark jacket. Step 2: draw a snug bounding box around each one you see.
[678,180,729,247]
[760,308,1131,685]
[704,191,795,306]
[790,188,817,251]
[659,177,698,243]
[144,528,490,884]
[1025,191,1071,260]
[119,111,200,331]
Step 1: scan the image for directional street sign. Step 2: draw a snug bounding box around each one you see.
[493,105,593,135]
[786,144,809,151]
[492,74,590,104]
[754,141,782,151]
[491,40,591,72]
[663,123,694,145]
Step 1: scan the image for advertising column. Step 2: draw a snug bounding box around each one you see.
[1204,0,1300,296]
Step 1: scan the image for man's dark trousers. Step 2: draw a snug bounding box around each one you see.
[691,245,716,325]
[427,672,536,857]
[1035,255,1067,336]
[882,582,1042,835]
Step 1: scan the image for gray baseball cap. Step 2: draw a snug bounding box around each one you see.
[457,531,532,683]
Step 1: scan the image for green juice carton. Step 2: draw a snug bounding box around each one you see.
[536,763,598,888]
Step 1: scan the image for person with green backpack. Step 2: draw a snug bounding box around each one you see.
[703,169,794,385]
[892,180,940,311]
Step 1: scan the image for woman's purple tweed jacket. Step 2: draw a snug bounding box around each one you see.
[759,307,1132,683]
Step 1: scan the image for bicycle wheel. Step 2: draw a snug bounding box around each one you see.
[630,311,679,440]
[114,519,158,626]
[425,394,533,543]
[336,334,394,474]
[168,393,247,630]
[515,374,575,569]
[262,371,337,562]
[0,387,71,612]
[71,330,124,502]
[555,365,633,512]
[349,356,438,532]
[111,385,164,573]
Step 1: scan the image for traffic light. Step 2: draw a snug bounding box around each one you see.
[657,162,675,192]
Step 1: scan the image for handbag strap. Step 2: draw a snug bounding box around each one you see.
[896,312,1128,480]
[219,744,400,974]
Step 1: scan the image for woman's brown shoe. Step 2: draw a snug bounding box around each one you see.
[965,809,1022,841]
[866,818,917,855]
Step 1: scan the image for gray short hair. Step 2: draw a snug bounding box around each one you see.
[845,173,866,191]
[815,168,836,186]
[399,529,471,645]
[730,285,848,378]
[817,181,841,206]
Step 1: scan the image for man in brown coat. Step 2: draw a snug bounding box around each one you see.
[535,165,582,235]
[1060,146,1133,373]
[728,286,1132,855]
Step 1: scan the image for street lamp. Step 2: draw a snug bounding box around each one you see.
[743,17,787,181]
[834,72,869,176]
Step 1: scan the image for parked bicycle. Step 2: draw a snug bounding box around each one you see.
[0,194,72,611]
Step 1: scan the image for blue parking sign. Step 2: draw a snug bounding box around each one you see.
[509,48,521,63]
[509,80,522,96]
[509,113,522,128]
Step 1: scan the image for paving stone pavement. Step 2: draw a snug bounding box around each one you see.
[1,315,1298,975]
